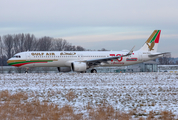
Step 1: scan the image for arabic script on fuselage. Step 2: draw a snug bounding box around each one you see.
[60,52,76,55]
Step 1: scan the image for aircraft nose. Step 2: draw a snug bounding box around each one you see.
[7,59,11,64]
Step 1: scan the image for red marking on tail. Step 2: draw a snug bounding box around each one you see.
[155,30,161,43]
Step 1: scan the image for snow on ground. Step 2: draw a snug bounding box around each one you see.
[0,72,177,117]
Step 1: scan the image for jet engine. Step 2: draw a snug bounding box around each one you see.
[57,67,71,72]
[71,62,87,72]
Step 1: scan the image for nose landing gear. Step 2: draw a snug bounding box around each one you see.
[91,69,97,73]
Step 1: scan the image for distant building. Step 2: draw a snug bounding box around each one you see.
[126,61,158,72]
[158,65,178,73]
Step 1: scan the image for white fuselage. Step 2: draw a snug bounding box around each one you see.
[7,50,158,68]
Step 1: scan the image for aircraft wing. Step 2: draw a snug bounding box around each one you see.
[148,52,170,57]
[82,46,135,66]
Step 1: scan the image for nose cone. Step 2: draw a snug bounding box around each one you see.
[7,59,11,65]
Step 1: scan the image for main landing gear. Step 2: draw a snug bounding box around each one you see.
[91,69,97,73]
[80,71,86,73]
[25,68,29,73]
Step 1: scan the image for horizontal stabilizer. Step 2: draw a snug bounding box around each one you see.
[148,52,170,57]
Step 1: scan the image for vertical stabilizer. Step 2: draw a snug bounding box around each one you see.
[139,30,161,52]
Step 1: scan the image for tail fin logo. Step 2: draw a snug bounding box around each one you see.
[145,30,160,51]
[146,41,155,51]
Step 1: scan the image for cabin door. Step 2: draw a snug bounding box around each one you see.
[26,52,30,61]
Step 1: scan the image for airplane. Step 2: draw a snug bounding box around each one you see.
[7,30,169,73]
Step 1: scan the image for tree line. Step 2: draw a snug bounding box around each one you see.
[0,33,85,65]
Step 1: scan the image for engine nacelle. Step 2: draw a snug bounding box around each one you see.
[71,62,87,72]
[57,67,71,72]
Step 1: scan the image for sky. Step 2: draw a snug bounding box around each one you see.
[0,0,178,57]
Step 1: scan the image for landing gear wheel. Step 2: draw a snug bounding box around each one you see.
[25,68,29,73]
[80,71,86,73]
[91,69,97,73]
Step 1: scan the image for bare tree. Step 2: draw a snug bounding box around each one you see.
[65,44,76,51]
[32,38,40,51]
[13,34,21,54]
[98,48,108,51]
[0,36,1,52]
[3,34,14,59]
[24,34,36,51]
[0,36,3,73]
[13,33,38,53]
[19,33,25,52]
[158,57,171,65]
[38,36,52,51]
[76,46,85,51]
[52,38,69,51]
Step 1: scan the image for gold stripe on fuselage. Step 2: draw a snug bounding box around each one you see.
[7,60,26,64]
[7,59,58,64]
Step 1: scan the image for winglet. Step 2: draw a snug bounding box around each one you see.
[127,46,135,56]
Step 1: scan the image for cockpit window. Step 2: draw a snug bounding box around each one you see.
[13,55,21,58]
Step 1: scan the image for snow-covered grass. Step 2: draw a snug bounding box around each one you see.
[0,72,177,119]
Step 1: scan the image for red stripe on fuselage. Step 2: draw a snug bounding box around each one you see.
[12,62,47,67]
